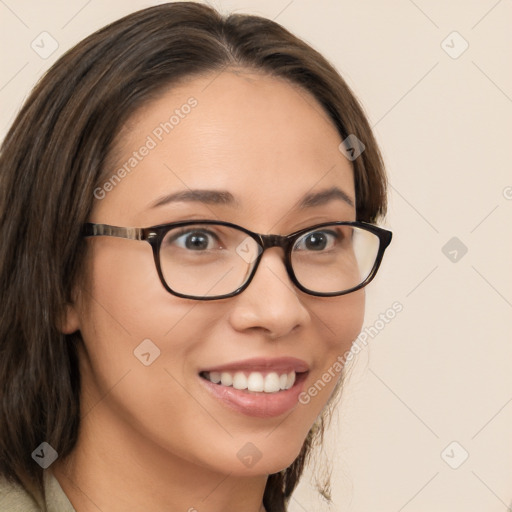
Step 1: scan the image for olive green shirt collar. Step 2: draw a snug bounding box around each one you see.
[0,470,75,512]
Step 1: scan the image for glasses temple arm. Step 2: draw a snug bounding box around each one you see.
[82,223,144,241]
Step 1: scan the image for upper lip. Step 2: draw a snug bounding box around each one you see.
[199,357,310,374]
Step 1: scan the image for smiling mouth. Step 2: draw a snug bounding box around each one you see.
[199,370,305,393]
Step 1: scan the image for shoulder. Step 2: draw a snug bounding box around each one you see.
[0,471,75,512]
[0,476,43,511]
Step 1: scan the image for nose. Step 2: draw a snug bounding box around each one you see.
[227,247,311,339]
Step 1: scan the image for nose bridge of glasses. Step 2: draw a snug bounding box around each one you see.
[259,233,291,251]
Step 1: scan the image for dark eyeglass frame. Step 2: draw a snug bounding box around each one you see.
[82,220,392,300]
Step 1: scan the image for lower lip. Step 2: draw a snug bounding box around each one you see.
[198,372,308,418]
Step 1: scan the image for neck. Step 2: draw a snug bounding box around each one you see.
[53,401,268,512]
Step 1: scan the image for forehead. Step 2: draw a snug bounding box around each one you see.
[94,70,355,227]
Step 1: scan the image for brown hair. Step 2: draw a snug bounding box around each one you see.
[0,2,386,510]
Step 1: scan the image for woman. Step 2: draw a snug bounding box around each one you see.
[0,2,391,511]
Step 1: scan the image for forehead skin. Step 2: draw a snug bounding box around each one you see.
[92,69,355,229]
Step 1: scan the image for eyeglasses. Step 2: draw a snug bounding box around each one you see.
[82,220,392,300]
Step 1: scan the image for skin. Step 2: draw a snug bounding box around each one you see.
[54,69,365,512]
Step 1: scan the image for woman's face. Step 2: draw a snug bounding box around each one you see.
[66,70,364,476]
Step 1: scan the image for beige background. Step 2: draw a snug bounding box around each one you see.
[1,1,511,510]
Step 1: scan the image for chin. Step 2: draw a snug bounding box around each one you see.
[222,433,309,477]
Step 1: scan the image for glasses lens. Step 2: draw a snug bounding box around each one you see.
[158,223,380,298]
[159,224,261,298]
[290,224,380,294]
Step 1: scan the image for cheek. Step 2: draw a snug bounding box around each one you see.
[311,289,365,354]
[298,290,365,412]
[76,241,200,407]
[81,239,194,336]
[76,243,263,472]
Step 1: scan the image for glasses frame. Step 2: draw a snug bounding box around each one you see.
[82,220,392,300]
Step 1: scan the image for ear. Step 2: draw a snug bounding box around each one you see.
[58,285,82,334]
[58,302,81,334]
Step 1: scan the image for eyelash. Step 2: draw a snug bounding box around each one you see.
[164,226,343,253]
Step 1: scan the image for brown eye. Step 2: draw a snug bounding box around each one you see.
[165,228,221,251]
[294,230,338,251]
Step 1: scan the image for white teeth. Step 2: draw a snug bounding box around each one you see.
[285,371,295,390]
[220,372,233,386]
[203,370,297,393]
[247,372,264,392]
[233,372,248,390]
[210,371,221,384]
[263,372,281,393]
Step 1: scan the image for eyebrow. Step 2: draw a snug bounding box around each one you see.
[150,186,354,210]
